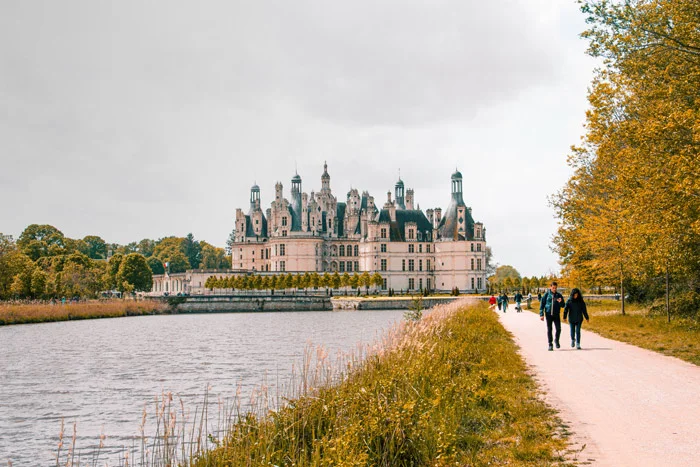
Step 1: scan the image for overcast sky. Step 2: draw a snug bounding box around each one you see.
[0,1,594,277]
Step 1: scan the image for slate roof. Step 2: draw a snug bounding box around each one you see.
[376,209,433,242]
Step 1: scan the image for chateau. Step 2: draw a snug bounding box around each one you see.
[226,163,487,293]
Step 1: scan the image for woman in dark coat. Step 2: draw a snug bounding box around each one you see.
[563,288,589,349]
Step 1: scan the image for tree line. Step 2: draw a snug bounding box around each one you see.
[487,265,554,294]
[205,271,384,294]
[552,1,699,317]
[0,225,230,300]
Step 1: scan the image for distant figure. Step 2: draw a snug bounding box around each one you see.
[537,292,542,302]
[564,288,590,350]
[527,292,533,309]
[501,293,509,312]
[539,281,565,351]
[61,296,66,305]
[489,294,497,309]
[514,291,523,312]
[497,294,502,311]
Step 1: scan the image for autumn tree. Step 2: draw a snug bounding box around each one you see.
[554,0,700,316]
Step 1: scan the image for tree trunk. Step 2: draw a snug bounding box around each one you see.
[666,266,670,323]
[620,261,626,316]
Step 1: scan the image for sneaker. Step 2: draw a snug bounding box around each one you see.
[571,340,575,348]
[576,344,581,350]
[548,344,553,351]
[555,342,560,349]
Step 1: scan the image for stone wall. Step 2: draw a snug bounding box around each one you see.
[159,295,332,313]
[332,296,475,310]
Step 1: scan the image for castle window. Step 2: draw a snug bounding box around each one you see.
[380,244,387,253]
[476,228,481,238]
[471,258,474,270]
[256,220,259,225]
[354,245,358,256]
[477,259,482,270]
[382,278,387,290]
[471,243,474,252]
[419,244,423,253]
[408,278,415,290]
[408,229,414,240]
[402,259,406,271]
[419,260,423,271]
[419,278,423,290]
[339,262,345,272]
[477,243,482,252]
[408,259,415,272]
[417,231,422,241]
[347,261,352,272]
[427,259,431,271]
[347,245,353,256]
[354,261,359,271]
[471,277,475,290]
[381,259,387,271]
[381,228,387,239]
[427,244,431,253]
[478,277,483,289]
[282,231,287,237]
[282,217,288,226]
[339,245,345,256]
[280,244,286,256]
[280,261,285,272]
[408,244,414,253]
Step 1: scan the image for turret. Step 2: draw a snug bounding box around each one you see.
[395,178,405,209]
[406,188,414,210]
[321,161,331,192]
[250,183,261,212]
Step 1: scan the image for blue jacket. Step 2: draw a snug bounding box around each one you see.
[539,290,565,317]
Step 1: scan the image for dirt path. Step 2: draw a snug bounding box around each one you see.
[496,307,700,466]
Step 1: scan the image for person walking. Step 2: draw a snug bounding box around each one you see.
[514,291,523,312]
[564,288,589,349]
[489,294,497,310]
[501,292,509,312]
[539,281,565,351]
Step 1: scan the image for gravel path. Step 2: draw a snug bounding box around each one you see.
[496,307,700,466]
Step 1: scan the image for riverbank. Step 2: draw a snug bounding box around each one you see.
[194,300,568,465]
[0,300,167,325]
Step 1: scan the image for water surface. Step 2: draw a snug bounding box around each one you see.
[0,309,404,465]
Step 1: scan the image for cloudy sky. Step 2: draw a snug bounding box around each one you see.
[0,1,594,277]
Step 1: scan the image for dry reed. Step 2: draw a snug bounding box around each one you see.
[0,300,167,325]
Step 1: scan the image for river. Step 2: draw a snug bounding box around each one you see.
[0,309,405,466]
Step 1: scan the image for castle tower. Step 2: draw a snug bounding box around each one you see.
[250,183,261,212]
[321,161,331,193]
[291,173,302,231]
[451,169,464,204]
[406,188,414,210]
[395,178,406,210]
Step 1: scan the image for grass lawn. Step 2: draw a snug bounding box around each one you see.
[194,301,570,466]
[532,299,700,366]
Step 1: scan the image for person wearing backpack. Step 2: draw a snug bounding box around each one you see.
[539,281,566,351]
[564,288,589,349]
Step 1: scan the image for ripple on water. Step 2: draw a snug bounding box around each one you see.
[0,309,404,466]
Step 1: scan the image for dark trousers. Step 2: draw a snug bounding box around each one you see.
[569,321,582,344]
[545,313,561,345]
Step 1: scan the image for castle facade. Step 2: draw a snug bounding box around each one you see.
[229,163,487,293]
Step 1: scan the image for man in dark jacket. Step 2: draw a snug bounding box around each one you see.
[539,281,565,351]
[564,288,590,349]
[514,291,523,312]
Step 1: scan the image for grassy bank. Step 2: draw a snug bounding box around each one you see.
[0,299,168,325]
[582,300,700,366]
[194,301,568,466]
[531,299,700,366]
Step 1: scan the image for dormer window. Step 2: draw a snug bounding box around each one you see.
[282,217,288,226]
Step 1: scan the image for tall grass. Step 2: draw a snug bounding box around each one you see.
[0,300,167,325]
[194,300,567,466]
[52,300,569,465]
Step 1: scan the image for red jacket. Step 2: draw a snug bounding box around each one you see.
[489,296,497,305]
